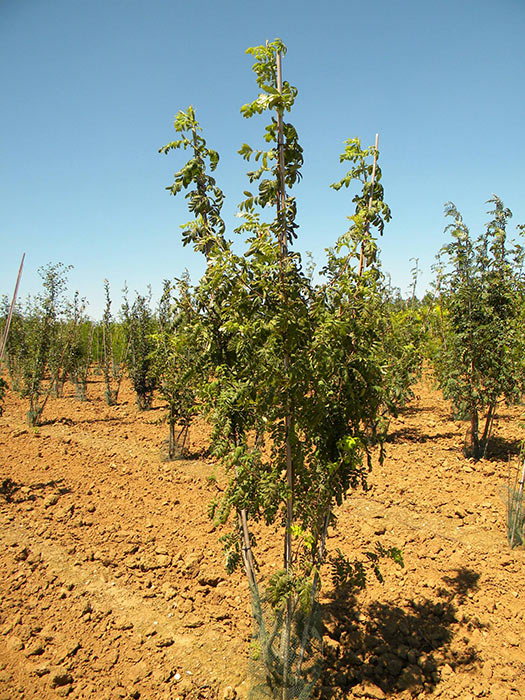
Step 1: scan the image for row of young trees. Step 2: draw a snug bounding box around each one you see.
[0,273,162,425]
[1,39,524,698]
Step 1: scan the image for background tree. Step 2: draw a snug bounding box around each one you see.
[152,277,198,457]
[122,288,158,410]
[0,296,26,392]
[101,280,129,406]
[19,263,71,426]
[430,197,524,459]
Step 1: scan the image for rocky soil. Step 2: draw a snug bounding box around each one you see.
[0,374,523,700]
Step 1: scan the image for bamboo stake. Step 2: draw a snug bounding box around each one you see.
[358,134,379,277]
[0,253,25,365]
[276,49,294,698]
[276,49,293,578]
[276,52,288,257]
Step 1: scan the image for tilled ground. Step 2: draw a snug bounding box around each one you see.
[0,375,523,700]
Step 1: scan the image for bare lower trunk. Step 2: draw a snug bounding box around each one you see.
[470,408,480,459]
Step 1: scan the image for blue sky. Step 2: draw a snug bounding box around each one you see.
[1,0,524,317]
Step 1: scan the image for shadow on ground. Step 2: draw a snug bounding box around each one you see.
[319,568,482,698]
[386,427,459,444]
[0,477,70,503]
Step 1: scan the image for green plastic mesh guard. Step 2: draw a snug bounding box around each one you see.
[247,585,323,700]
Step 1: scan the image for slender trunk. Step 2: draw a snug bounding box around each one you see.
[295,511,330,681]
[480,403,495,457]
[470,408,480,459]
[169,404,175,459]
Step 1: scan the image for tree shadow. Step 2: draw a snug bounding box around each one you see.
[387,427,459,444]
[485,435,521,459]
[0,477,71,503]
[320,568,482,697]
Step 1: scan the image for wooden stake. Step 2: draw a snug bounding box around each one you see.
[0,253,25,365]
[358,133,379,277]
[276,49,294,698]
[276,52,288,257]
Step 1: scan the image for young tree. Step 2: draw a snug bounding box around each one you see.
[161,40,401,698]
[431,197,524,459]
[66,294,94,401]
[122,288,158,410]
[20,263,71,426]
[151,278,198,457]
[0,296,26,392]
[101,280,128,406]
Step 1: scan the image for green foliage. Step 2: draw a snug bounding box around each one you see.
[101,280,128,406]
[0,297,26,392]
[161,39,404,697]
[122,288,158,410]
[67,314,95,401]
[50,291,89,399]
[19,263,72,426]
[151,277,199,457]
[430,197,524,459]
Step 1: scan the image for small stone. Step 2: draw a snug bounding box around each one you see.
[24,640,45,657]
[397,665,425,693]
[440,663,455,677]
[155,635,174,648]
[50,669,73,688]
[54,640,80,664]
[156,554,171,567]
[44,493,60,508]
[162,585,177,601]
[55,504,74,520]
[34,664,50,677]
[353,681,386,699]
[14,547,29,562]
[223,686,237,700]
[198,574,223,587]
[6,636,24,652]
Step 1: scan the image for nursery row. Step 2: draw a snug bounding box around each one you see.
[2,39,524,699]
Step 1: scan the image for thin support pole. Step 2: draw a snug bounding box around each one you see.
[276,52,288,258]
[276,49,294,699]
[0,253,25,365]
[358,134,379,277]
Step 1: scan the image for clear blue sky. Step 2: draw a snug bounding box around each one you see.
[1,0,524,317]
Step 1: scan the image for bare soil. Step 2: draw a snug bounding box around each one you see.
[0,374,523,700]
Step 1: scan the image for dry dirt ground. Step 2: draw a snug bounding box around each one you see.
[0,374,523,700]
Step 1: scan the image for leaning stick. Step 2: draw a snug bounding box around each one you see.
[0,253,25,365]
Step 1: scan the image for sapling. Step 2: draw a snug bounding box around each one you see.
[0,296,26,392]
[431,197,524,459]
[20,263,71,426]
[152,278,198,457]
[162,40,402,698]
[122,288,158,410]
[101,280,129,406]
[65,294,94,401]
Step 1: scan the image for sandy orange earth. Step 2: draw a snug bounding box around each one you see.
[0,373,523,700]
